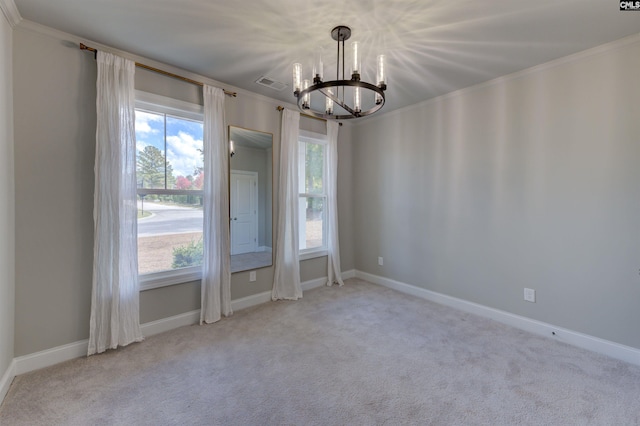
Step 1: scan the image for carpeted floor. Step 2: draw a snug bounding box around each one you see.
[1,278,639,425]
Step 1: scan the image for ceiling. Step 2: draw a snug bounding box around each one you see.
[11,0,640,115]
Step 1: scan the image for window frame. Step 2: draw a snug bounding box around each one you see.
[135,91,205,291]
[298,130,328,260]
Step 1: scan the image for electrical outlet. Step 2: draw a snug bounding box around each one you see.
[378,257,383,266]
[524,288,536,303]
[249,271,256,282]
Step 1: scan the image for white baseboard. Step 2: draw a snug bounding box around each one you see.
[0,359,16,404]
[302,277,328,291]
[231,291,272,311]
[342,269,356,280]
[8,272,354,384]
[232,272,351,308]
[301,269,356,290]
[14,340,89,376]
[140,310,201,336]
[356,270,640,367]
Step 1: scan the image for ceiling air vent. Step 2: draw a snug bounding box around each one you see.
[255,76,287,91]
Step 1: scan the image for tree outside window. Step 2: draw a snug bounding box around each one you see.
[135,106,204,276]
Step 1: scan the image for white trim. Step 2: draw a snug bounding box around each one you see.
[356,271,640,367]
[231,290,272,312]
[14,340,88,376]
[228,275,340,309]
[299,129,328,144]
[11,310,205,377]
[299,249,328,261]
[139,268,202,291]
[140,251,334,291]
[0,359,16,404]
[135,90,204,120]
[341,269,356,280]
[0,0,21,28]
[301,277,329,291]
[140,310,201,336]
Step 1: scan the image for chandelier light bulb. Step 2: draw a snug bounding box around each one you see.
[325,88,334,115]
[377,54,386,87]
[293,63,302,94]
[302,79,310,109]
[354,86,361,113]
[351,41,360,78]
[313,49,323,83]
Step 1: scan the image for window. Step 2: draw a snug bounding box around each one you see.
[299,131,327,257]
[135,92,204,289]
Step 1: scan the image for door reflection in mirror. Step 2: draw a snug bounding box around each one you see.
[228,126,273,273]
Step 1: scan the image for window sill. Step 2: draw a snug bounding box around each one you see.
[299,249,328,261]
[139,267,202,291]
[139,252,327,291]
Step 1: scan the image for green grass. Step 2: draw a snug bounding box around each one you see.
[138,210,152,219]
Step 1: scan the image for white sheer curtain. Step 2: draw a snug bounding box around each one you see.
[88,51,143,356]
[326,120,344,287]
[201,85,232,324]
[272,109,302,300]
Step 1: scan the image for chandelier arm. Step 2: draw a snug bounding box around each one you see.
[296,79,385,120]
[319,88,357,115]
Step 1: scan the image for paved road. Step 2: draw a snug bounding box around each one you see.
[138,201,203,237]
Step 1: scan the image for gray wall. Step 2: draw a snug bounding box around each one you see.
[13,24,355,356]
[14,27,96,357]
[352,38,640,349]
[0,11,15,380]
[336,123,354,271]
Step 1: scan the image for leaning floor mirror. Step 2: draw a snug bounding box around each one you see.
[228,126,273,273]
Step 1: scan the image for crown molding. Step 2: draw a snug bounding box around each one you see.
[0,0,21,28]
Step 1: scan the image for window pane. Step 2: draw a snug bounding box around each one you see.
[299,196,324,250]
[303,142,324,194]
[137,194,204,274]
[136,110,167,189]
[166,115,204,190]
[135,105,205,277]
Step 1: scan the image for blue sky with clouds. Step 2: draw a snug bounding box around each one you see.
[135,110,203,180]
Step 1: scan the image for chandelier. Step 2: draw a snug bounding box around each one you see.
[292,26,387,120]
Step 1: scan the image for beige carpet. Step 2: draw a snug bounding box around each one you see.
[1,279,639,425]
